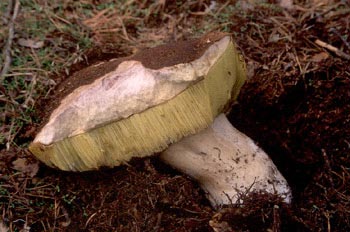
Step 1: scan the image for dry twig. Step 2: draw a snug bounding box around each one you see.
[0,0,20,82]
[315,39,350,60]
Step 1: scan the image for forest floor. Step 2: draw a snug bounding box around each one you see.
[1,0,349,231]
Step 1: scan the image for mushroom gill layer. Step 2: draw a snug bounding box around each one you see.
[29,37,246,171]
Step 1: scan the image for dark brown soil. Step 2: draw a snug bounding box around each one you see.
[1,1,350,232]
[228,2,350,230]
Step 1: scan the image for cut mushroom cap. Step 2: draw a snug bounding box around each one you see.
[29,33,246,171]
[29,33,291,206]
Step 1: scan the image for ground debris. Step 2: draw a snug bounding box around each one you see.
[229,0,350,230]
[12,158,39,177]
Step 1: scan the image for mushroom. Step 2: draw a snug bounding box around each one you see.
[29,33,291,207]
[160,114,291,206]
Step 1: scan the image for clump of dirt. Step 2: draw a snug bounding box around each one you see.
[210,193,303,231]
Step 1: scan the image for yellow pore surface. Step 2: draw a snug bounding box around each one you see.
[29,41,246,171]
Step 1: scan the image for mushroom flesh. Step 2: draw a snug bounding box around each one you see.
[29,33,291,207]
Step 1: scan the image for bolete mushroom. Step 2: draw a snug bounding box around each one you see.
[29,33,291,207]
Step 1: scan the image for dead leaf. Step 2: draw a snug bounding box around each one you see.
[12,158,39,177]
[237,0,255,11]
[247,60,259,80]
[0,221,8,232]
[311,52,329,62]
[17,38,44,49]
[60,207,71,227]
[209,220,232,232]
[268,33,281,43]
[210,208,235,232]
[279,0,293,9]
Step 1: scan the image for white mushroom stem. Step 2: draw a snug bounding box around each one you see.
[160,114,291,208]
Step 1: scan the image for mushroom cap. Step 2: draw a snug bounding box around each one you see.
[29,33,246,171]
